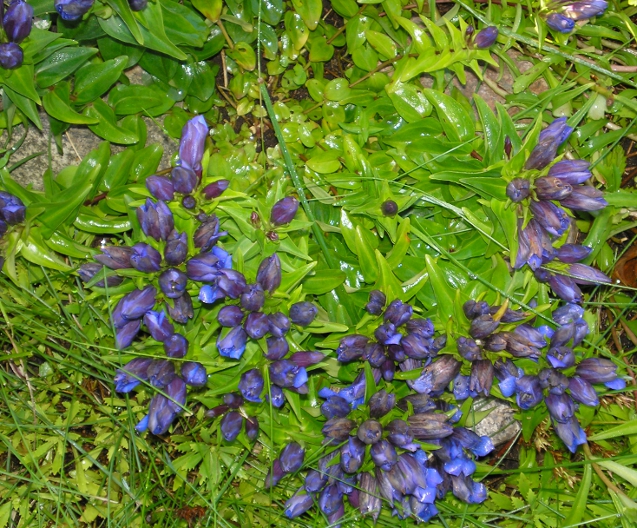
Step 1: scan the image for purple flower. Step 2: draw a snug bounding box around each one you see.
[117,286,157,321]
[148,376,186,435]
[115,320,141,349]
[143,310,174,342]
[171,166,198,195]
[529,200,570,237]
[145,175,174,202]
[181,361,207,387]
[194,215,225,251]
[54,0,94,21]
[545,393,575,423]
[78,263,123,288]
[218,306,244,327]
[506,178,530,202]
[128,0,147,10]
[370,440,398,471]
[469,314,499,339]
[3,0,33,44]
[238,369,264,402]
[547,346,576,369]
[265,459,285,488]
[202,179,230,200]
[469,360,494,397]
[368,390,396,418]
[567,263,611,285]
[186,252,221,282]
[265,336,289,360]
[553,303,585,325]
[321,396,350,419]
[158,268,188,299]
[217,326,248,359]
[556,244,592,263]
[240,283,265,311]
[130,243,162,273]
[0,42,22,69]
[198,282,225,304]
[548,274,583,304]
[494,359,523,397]
[267,385,285,407]
[386,419,414,448]
[285,489,314,519]
[289,351,324,367]
[178,115,208,176]
[569,376,599,406]
[271,196,299,225]
[534,176,573,201]
[563,0,608,21]
[407,413,454,439]
[322,418,356,443]
[546,12,575,32]
[137,199,174,241]
[245,416,259,441]
[166,294,193,324]
[515,375,543,410]
[359,472,382,521]
[525,118,573,170]
[365,290,386,315]
[559,186,607,211]
[318,483,343,516]
[164,230,188,266]
[340,436,366,473]
[244,311,270,339]
[114,357,153,392]
[576,358,625,389]
[269,360,307,388]
[280,442,305,473]
[474,26,498,48]
[220,411,243,441]
[553,415,587,453]
[95,246,133,269]
[164,333,188,358]
[289,301,318,326]
[147,360,175,388]
[384,299,413,327]
[336,334,369,362]
[549,159,591,185]
[457,336,482,360]
[268,312,290,338]
[256,254,281,293]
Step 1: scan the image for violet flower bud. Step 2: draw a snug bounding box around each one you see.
[547,346,575,369]
[256,254,281,293]
[285,489,314,519]
[157,268,187,299]
[474,26,498,48]
[529,200,570,237]
[143,310,174,342]
[469,360,494,397]
[114,357,153,392]
[115,320,141,349]
[137,199,174,241]
[321,396,350,419]
[384,299,413,327]
[194,215,225,251]
[164,230,188,266]
[268,312,290,338]
[336,334,369,362]
[269,360,307,388]
[118,286,157,321]
[556,244,592,264]
[370,440,398,471]
[549,159,591,185]
[224,393,243,408]
[424,355,462,394]
[469,314,499,339]
[264,459,285,489]
[178,115,208,176]
[265,336,289,360]
[322,418,356,443]
[381,199,398,217]
[238,368,264,403]
[569,376,599,406]
[375,322,401,346]
[186,253,220,282]
[381,358,395,382]
[318,483,343,516]
[244,311,270,340]
[305,468,328,493]
[78,263,124,288]
[452,427,494,457]
[359,472,381,521]
[365,290,386,315]
[567,263,611,285]
[128,0,147,10]
[171,166,197,195]
[463,300,490,319]
[406,318,434,338]
[546,13,575,33]
[240,283,265,311]
[280,442,305,473]
[340,436,366,473]
[202,179,230,200]
[553,303,585,325]
[145,175,174,202]
[0,42,22,69]
[386,419,414,448]
[217,306,243,327]
[539,368,570,395]
[484,332,508,352]
[451,475,487,504]
[289,301,318,326]
[515,375,543,410]
[457,337,482,360]
[199,283,224,305]
[563,0,608,21]
[266,384,285,407]
[147,379,185,435]
[3,0,33,44]
[95,246,133,270]
[205,404,229,419]
[553,415,588,453]
[368,389,396,418]
[551,321,576,348]
[221,411,243,441]
[217,269,247,299]
[534,176,573,201]
[573,319,589,347]
[549,273,584,304]
[362,342,386,368]
[181,361,207,387]
[545,393,575,423]
[147,360,175,389]
[559,186,607,211]
[525,117,573,170]
[289,351,324,367]
[271,196,299,225]
[0,192,24,225]
[164,333,188,358]
[217,326,248,359]
[245,416,259,441]
[506,178,530,202]
[212,246,232,269]
[54,0,94,21]
[407,413,453,440]
[576,357,624,388]
[130,243,161,273]
[166,293,193,324]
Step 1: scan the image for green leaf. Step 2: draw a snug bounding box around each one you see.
[291,0,321,30]
[101,149,136,191]
[424,89,475,143]
[38,183,93,238]
[108,84,173,116]
[134,0,188,60]
[85,100,140,144]
[365,29,397,58]
[2,85,42,130]
[588,419,637,441]
[474,94,502,166]
[355,225,378,283]
[424,255,455,323]
[162,0,208,47]
[73,56,129,105]
[490,199,518,268]
[386,80,431,123]
[20,230,72,271]
[596,459,637,487]
[43,87,99,125]
[373,250,403,301]
[36,47,98,88]
[191,0,222,21]
[563,463,591,527]
[3,63,41,103]
[302,270,347,294]
[106,0,144,45]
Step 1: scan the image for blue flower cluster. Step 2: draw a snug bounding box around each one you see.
[0,0,33,70]
[544,1,608,33]
[507,117,611,303]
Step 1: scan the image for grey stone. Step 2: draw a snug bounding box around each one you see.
[470,397,521,446]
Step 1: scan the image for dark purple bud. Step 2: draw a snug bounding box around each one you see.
[117,286,157,321]
[567,263,611,285]
[256,254,281,293]
[397,392,435,414]
[218,306,244,327]
[186,252,220,282]
[244,311,269,339]
[171,166,198,195]
[147,360,175,389]
[163,230,188,266]
[534,268,552,283]
[181,195,196,210]
[573,319,589,347]
[322,418,356,443]
[266,385,285,407]
[268,312,290,338]
[129,243,161,273]
[157,268,188,299]
[387,344,406,363]
[289,351,324,367]
[569,376,599,406]
[534,176,573,201]
[78,263,123,288]
[280,442,305,473]
[484,332,508,352]
[547,346,576,369]
[194,215,225,251]
[305,468,328,493]
[381,358,395,382]
[145,175,174,202]
[469,314,499,339]
[549,274,583,304]
[556,244,592,264]
[563,0,608,21]
[359,472,381,521]
[240,283,265,311]
[553,415,587,453]
[264,459,285,488]
[504,135,513,158]
[368,390,396,418]
[138,199,174,241]
[386,419,414,448]
[375,322,401,346]
[114,357,153,392]
[362,342,386,368]
[506,178,530,202]
[529,200,570,237]
[452,427,494,457]
[553,303,585,325]
[166,293,193,324]
[217,326,248,359]
[238,369,264,403]
[339,436,365,473]
[265,336,289,360]
[285,489,314,519]
[559,186,607,211]
[469,360,494,397]
[143,310,174,342]
[0,41,21,69]
[178,115,208,176]
[525,118,573,170]
[269,360,307,388]
[336,334,369,362]
[545,393,575,423]
[221,411,243,441]
[289,301,318,326]
[576,358,621,384]
[164,333,188,358]
[515,375,543,410]
[115,319,141,349]
[384,299,413,327]
[451,475,488,504]
[514,219,532,270]
[319,483,343,516]
[54,0,94,21]
[424,355,462,394]
[457,336,482,360]
[321,395,351,419]
[181,361,207,387]
[381,200,398,217]
[3,1,33,44]
[406,318,435,339]
[245,416,259,441]
[223,393,243,408]
[551,321,576,348]
[474,26,498,48]
[549,159,591,185]
[402,333,434,359]
[493,358,522,397]
[95,246,133,270]
[271,196,299,225]
[370,440,398,471]
[205,404,229,418]
[147,377,186,435]
[546,12,575,32]
[463,300,490,320]
[365,290,386,315]
[408,413,453,440]
[217,269,247,299]
[128,0,147,10]
[202,179,230,200]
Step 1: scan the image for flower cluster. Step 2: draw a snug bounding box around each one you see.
[0,0,33,70]
[544,1,608,33]
[507,117,611,303]
[55,0,147,22]
[0,191,26,239]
